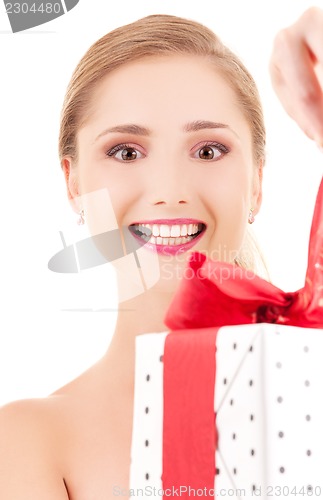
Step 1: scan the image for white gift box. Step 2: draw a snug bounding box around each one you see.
[130,324,323,499]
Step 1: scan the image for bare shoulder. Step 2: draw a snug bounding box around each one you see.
[0,359,132,499]
[0,397,70,499]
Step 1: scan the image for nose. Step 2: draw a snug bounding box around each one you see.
[145,153,191,206]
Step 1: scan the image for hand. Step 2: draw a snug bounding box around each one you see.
[269,7,323,146]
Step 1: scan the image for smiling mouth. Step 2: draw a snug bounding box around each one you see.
[128,222,206,246]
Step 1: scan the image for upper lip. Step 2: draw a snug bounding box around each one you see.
[129,218,206,226]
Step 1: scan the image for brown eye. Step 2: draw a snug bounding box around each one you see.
[106,144,144,161]
[193,142,230,162]
[199,146,216,160]
[121,147,138,161]
[195,142,228,161]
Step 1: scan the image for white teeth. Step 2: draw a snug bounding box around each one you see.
[170,225,181,237]
[138,222,202,238]
[134,222,204,244]
[160,225,171,237]
[152,224,159,237]
[180,225,188,236]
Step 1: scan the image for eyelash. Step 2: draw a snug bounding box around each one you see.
[196,141,230,161]
[106,143,141,158]
[105,141,230,161]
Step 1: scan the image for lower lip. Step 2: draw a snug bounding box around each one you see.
[130,230,205,255]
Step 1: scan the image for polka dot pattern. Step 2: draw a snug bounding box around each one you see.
[130,331,168,490]
[215,324,323,496]
[130,324,323,497]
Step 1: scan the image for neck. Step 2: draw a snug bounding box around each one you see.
[102,284,177,390]
[111,286,174,348]
[120,287,174,331]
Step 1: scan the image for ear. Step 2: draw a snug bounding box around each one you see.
[61,157,82,215]
[251,160,263,216]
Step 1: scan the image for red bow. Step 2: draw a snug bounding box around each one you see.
[165,177,323,330]
[162,177,323,499]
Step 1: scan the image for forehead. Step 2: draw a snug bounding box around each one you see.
[83,54,252,143]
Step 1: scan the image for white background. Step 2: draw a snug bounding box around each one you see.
[0,0,322,405]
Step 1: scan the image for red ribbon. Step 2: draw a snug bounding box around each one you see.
[162,176,323,497]
[163,329,218,498]
[165,177,323,330]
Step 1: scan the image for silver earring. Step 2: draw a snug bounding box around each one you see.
[248,208,255,224]
[77,209,85,225]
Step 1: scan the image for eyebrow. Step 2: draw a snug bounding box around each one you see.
[95,120,231,141]
[96,124,150,140]
[183,120,229,133]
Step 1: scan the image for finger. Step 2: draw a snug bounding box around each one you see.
[293,7,323,142]
[297,7,323,66]
[270,28,323,141]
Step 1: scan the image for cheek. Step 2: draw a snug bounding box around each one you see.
[212,192,247,246]
[77,163,141,236]
[203,167,250,217]
[202,168,250,253]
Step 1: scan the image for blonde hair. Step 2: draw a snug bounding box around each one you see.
[59,14,267,273]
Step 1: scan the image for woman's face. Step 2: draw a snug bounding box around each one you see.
[63,54,262,295]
